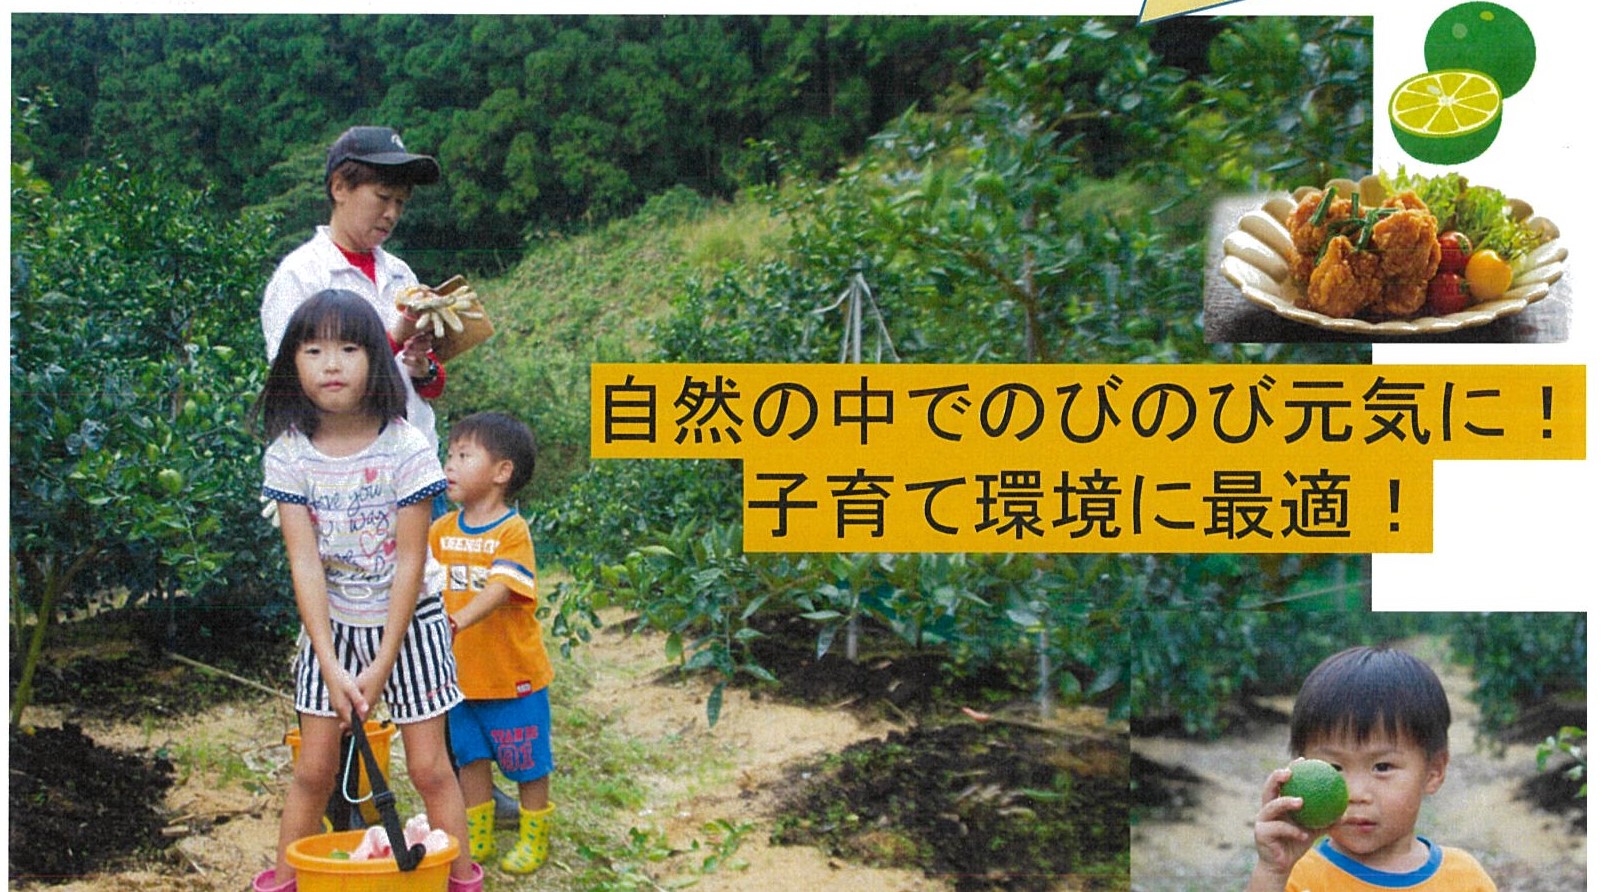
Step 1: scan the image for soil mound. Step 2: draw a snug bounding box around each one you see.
[740,612,1029,713]
[1516,760,1587,833]
[8,723,176,883]
[16,609,290,722]
[774,722,1128,891]
[1130,751,1206,819]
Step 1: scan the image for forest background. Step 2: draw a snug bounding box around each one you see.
[15,6,1578,797]
[11,14,1392,731]
[9,13,1587,888]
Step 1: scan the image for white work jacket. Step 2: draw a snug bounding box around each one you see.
[260,226,438,452]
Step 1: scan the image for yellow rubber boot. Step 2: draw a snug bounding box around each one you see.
[465,800,497,863]
[499,803,554,873]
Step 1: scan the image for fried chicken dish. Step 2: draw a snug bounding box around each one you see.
[1284,188,1441,319]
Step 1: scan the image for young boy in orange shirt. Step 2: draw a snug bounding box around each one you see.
[1247,646,1496,891]
[431,412,555,873]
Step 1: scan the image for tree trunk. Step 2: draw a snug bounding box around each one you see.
[1019,204,1043,363]
[1037,625,1054,721]
[10,548,97,727]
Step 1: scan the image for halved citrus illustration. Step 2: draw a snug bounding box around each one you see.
[1389,69,1502,164]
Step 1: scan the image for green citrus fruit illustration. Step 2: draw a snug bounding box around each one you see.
[1390,69,1503,164]
[1424,2,1536,98]
[1281,759,1349,830]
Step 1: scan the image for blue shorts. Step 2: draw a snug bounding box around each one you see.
[447,689,553,783]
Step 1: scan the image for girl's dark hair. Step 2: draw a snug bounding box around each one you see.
[448,411,537,496]
[327,160,417,202]
[254,290,407,441]
[1290,646,1452,757]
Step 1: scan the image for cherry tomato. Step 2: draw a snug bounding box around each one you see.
[1464,249,1513,301]
[1437,231,1471,274]
[1426,273,1470,315]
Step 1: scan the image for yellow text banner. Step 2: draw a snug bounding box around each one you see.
[590,363,1584,553]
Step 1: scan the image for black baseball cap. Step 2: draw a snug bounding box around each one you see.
[325,126,441,185]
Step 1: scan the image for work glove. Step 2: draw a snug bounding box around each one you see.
[396,276,486,340]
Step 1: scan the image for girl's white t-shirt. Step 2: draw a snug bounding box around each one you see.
[262,418,446,627]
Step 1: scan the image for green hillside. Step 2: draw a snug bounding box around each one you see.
[436,188,787,494]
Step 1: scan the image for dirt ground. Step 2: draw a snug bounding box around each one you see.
[10,609,1116,891]
[1129,642,1586,892]
[571,621,956,892]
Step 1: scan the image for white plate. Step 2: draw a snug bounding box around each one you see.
[1219,192,1567,336]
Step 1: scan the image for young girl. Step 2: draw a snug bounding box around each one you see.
[253,290,481,892]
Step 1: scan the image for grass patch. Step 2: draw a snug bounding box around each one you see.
[160,733,271,794]
[682,198,788,272]
[388,613,749,891]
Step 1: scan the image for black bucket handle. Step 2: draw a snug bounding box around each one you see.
[345,710,427,872]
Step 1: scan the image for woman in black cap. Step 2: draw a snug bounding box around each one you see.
[260,125,448,452]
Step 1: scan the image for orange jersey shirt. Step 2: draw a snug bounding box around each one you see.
[1288,838,1496,891]
[430,509,553,700]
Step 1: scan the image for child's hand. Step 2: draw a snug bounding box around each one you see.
[353,663,388,721]
[1250,764,1317,882]
[324,666,369,729]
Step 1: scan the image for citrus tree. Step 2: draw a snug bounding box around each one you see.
[540,16,1375,723]
[9,128,281,724]
[1448,613,1586,746]
[1128,606,1423,739]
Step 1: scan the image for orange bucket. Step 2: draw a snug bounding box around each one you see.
[284,721,397,825]
[286,828,458,892]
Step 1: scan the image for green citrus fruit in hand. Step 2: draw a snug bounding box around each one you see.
[1281,759,1349,830]
[1390,69,1502,164]
[1425,2,1536,98]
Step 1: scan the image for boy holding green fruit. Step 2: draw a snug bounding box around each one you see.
[1246,646,1496,891]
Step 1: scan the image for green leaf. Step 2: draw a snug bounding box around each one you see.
[1006,607,1042,628]
[740,663,777,684]
[739,593,771,621]
[815,625,837,660]
[706,681,726,728]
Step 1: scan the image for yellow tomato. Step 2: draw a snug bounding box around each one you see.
[1464,249,1513,301]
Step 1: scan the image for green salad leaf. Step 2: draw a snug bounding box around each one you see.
[1381,167,1543,261]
